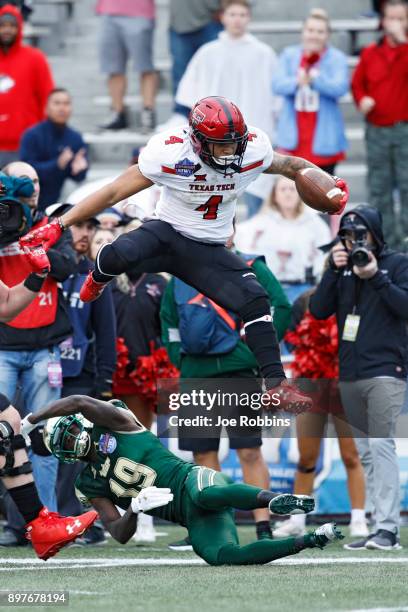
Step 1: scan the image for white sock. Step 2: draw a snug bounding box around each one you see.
[137,512,154,529]
[290,513,306,528]
[351,509,366,523]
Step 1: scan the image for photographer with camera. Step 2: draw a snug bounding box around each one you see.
[0,171,51,318]
[309,205,408,551]
[0,161,76,548]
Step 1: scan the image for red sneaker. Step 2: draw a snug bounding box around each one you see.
[25,507,98,561]
[79,271,109,303]
[265,380,313,415]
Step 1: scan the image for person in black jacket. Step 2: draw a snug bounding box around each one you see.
[309,205,408,552]
[0,161,76,547]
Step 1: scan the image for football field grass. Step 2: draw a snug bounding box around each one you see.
[2,525,408,612]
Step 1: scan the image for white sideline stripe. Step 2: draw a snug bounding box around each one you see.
[346,609,408,612]
[1,557,408,570]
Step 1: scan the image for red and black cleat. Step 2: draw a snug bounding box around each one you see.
[79,271,109,303]
[265,380,313,415]
[25,507,98,561]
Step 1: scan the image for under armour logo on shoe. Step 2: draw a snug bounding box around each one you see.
[66,519,82,534]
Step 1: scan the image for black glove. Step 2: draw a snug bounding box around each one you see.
[29,426,52,456]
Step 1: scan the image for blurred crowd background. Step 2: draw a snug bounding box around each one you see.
[0,0,407,550]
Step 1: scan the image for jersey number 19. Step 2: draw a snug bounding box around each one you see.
[109,458,157,498]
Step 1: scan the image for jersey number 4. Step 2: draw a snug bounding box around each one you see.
[195,195,223,220]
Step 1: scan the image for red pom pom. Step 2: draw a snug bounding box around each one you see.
[113,337,130,380]
[285,312,339,379]
[113,339,179,408]
[128,345,179,410]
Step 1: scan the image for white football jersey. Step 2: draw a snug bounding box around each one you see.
[138,125,273,244]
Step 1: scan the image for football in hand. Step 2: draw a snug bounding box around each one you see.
[295,168,345,214]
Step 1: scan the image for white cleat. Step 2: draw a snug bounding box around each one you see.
[313,522,344,548]
[272,520,306,538]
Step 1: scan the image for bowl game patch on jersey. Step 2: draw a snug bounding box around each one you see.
[174,158,196,177]
[98,433,117,454]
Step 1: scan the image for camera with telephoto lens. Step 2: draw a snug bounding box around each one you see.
[350,235,371,268]
[0,173,34,247]
[339,220,372,268]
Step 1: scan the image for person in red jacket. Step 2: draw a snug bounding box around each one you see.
[0,4,54,166]
[351,0,408,248]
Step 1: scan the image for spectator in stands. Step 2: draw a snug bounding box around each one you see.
[272,289,368,540]
[96,0,158,133]
[166,0,277,215]
[351,0,408,248]
[161,233,291,549]
[20,88,88,211]
[0,4,54,167]
[89,227,115,261]
[0,162,76,547]
[310,206,408,551]
[47,203,116,546]
[235,176,331,302]
[0,1,31,20]
[96,207,123,231]
[273,9,349,178]
[169,0,222,122]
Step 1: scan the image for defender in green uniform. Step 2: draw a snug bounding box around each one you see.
[23,395,344,566]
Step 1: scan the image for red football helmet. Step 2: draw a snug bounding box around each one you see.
[189,96,248,175]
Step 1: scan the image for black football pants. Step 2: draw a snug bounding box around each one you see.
[94,220,285,383]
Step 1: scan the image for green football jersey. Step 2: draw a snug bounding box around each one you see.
[75,422,194,524]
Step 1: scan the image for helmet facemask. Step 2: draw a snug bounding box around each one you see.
[191,130,248,177]
[43,415,93,463]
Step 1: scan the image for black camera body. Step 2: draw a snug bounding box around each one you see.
[350,244,371,268]
[0,199,31,246]
[339,217,374,268]
[0,174,34,247]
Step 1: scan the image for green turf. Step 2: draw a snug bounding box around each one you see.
[1,526,408,612]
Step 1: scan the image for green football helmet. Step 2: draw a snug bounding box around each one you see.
[43,414,93,463]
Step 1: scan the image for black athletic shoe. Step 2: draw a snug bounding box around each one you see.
[99,111,128,130]
[365,529,402,551]
[343,532,376,550]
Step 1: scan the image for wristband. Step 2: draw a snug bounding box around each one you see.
[24,273,46,292]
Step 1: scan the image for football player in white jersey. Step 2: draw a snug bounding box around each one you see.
[20,96,349,411]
